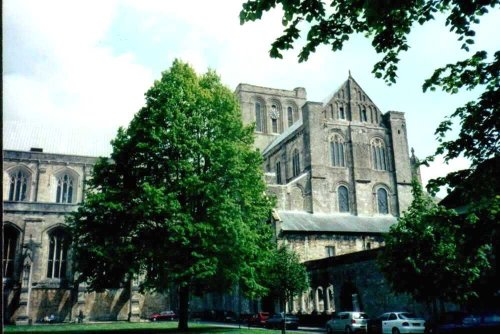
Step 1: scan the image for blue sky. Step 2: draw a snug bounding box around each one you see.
[3,0,499,191]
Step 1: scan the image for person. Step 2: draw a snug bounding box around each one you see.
[78,310,84,323]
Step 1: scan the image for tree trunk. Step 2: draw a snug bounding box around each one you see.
[281,298,287,334]
[178,284,190,331]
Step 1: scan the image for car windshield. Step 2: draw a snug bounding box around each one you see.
[353,312,369,319]
[399,313,418,319]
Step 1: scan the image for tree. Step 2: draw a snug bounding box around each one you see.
[264,245,309,334]
[379,180,495,309]
[68,60,274,330]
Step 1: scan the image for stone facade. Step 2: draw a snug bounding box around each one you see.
[2,150,170,324]
[237,75,419,263]
[3,75,420,323]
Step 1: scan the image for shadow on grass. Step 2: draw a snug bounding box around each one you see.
[3,325,265,334]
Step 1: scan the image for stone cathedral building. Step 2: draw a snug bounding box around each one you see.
[3,74,420,323]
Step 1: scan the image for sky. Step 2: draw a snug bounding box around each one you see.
[3,0,499,192]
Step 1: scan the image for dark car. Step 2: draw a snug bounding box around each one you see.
[426,311,500,334]
[248,311,270,327]
[149,310,177,321]
[265,313,299,330]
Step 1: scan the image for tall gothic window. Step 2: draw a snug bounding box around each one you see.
[47,229,68,279]
[9,169,29,201]
[287,106,293,126]
[276,161,282,184]
[377,188,389,214]
[371,138,388,170]
[331,135,345,167]
[338,105,345,120]
[3,225,19,278]
[271,104,279,133]
[292,149,300,177]
[361,107,368,122]
[56,174,74,203]
[255,102,263,132]
[338,186,350,213]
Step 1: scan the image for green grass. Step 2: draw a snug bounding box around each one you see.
[3,322,290,334]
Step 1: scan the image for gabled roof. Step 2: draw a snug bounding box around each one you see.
[276,210,397,234]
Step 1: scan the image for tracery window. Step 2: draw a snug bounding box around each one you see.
[377,188,389,214]
[331,135,345,167]
[371,138,388,170]
[292,149,300,177]
[255,102,263,132]
[8,169,29,201]
[270,104,279,133]
[47,229,68,279]
[276,161,282,184]
[338,186,350,213]
[56,174,74,203]
[3,225,19,278]
[287,106,293,126]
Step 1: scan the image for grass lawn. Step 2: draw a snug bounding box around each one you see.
[3,321,291,333]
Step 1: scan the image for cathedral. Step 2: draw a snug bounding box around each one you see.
[3,75,420,323]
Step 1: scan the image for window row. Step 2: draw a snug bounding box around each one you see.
[335,186,389,214]
[275,149,302,184]
[329,136,389,171]
[3,226,68,280]
[6,168,78,203]
[255,100,299,134]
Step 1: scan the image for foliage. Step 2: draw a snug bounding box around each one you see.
[68,60,274,330]
[379,180,496,305]
[264,245,309,314]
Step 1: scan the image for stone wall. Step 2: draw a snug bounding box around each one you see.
[304,249,430,318]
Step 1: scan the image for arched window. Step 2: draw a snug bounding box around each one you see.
[358,91,362,100]
[287,106,293,126]
[56,174,74,203]
[377,188,389,214]
[338,186,350,213]
[360,107,368,122]
[3,225,19,278]
[330,135,345,167]
[371,138,388,170]
[292,149,300,177]
[270,104,280,133]
[8,169,29,201]
[47,229,68,279]
[276,161,282,184]
[338,105,345,120]
[255,102,263,132]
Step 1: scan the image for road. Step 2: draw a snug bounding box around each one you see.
[199,321,325,333]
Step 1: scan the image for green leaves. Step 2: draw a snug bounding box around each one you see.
[379,180,498,305]
[68,60,274,304]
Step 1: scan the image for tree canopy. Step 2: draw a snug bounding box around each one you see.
[68,60,274,330]
[264,244,308,333]
[379,180,495,306]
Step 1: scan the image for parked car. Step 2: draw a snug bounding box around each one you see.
[248,311,270,327]
[326,311,369,333]
[265,313,299,330]
[374,312,425,334]
[149,310,177,321]
[425,311,500,334]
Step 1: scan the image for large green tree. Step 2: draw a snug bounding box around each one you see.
[379,180,495,308]
[68,60,274,330]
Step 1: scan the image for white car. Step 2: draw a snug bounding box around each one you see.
[378,312,425,334]
[326,311,369,333]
